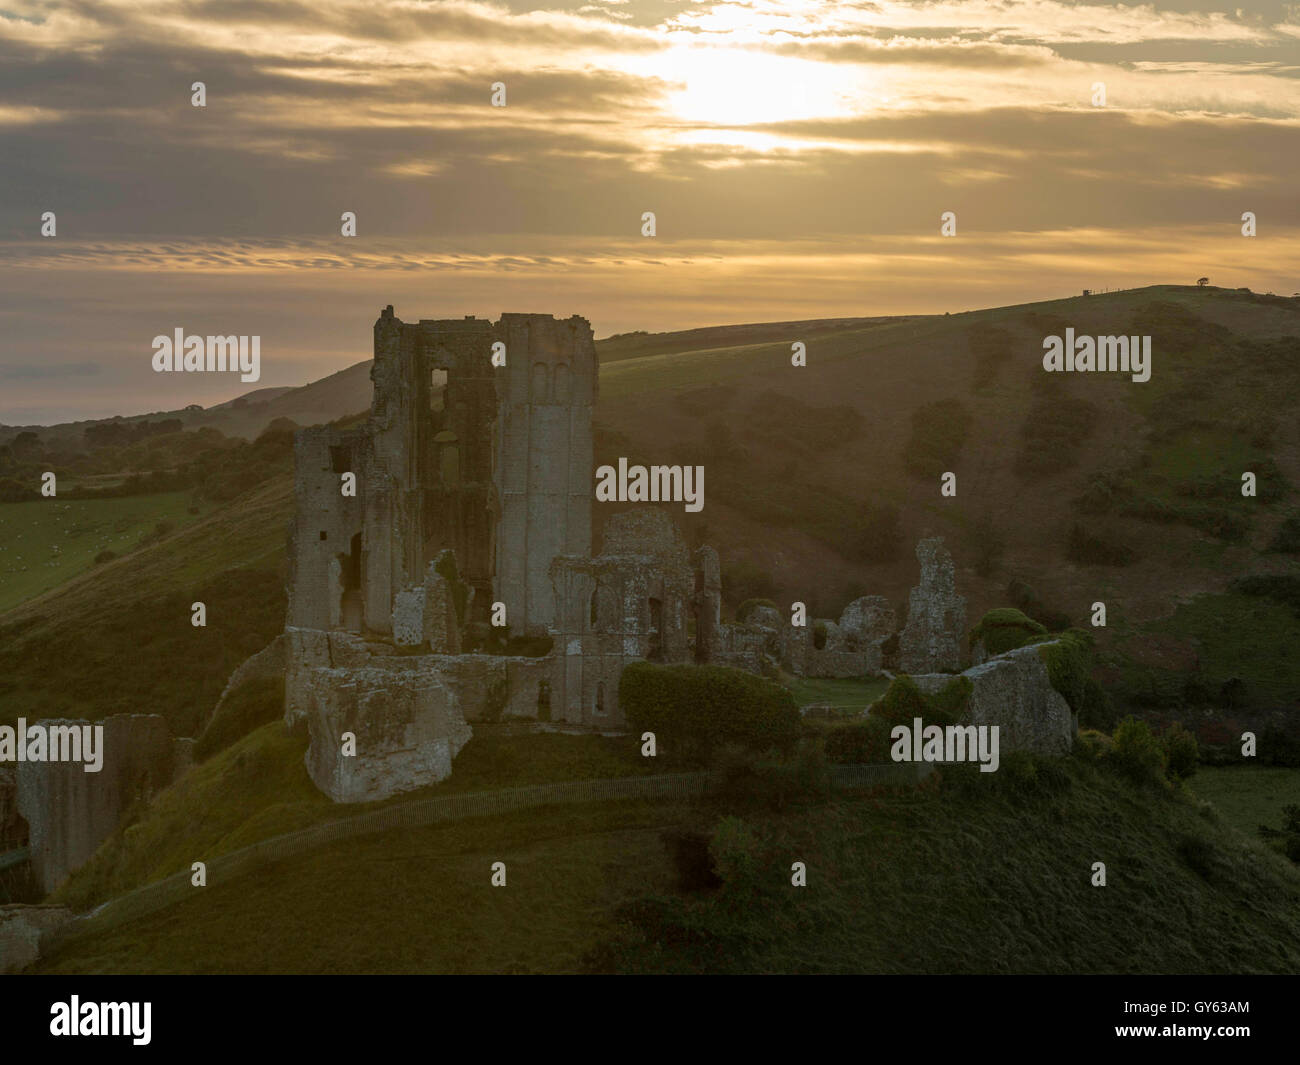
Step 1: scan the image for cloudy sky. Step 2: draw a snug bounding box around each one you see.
[1,0,1298,422]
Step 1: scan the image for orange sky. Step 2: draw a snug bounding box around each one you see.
[1,0,1298,421]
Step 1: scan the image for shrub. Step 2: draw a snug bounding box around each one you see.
[0,478,39,502]
[1080,676,1117,731]
[1006,579,1071,631]
[1001,749,1038,793]
[736,598,777,624]
[904,398,970,479]
[849,502,902,564]
[872,674,972,728]
[93,549,117,565]
[722,560,777,605]
[1230,574,1300,618]
[1014,396,1098,479]
[1161,721,1199,781]
[823,715,893,764]
[620,661,801,763]
[1075,728,1113,761]
[709,816,764,897]
[1066,522,1136,566]
[970,607,1047,656]
[713,740,829,808]
[968,322,1014,388]
[1109,717,1168,786]
[1270,515,1300,554]
[662,828,722,891]
[193,677,284,763]
[1030,629,1094,718]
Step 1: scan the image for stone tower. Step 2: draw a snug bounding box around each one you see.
[494,313,597,634]
[286,307,595,637]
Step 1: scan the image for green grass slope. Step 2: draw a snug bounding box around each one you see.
[0,491,206,613]
[0,478,292,736]
[52,720,659,913]
[33,752,1300,974]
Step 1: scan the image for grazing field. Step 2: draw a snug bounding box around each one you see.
[1192,765,1300,840]
[0,492,202,613]
[786,675,891,712]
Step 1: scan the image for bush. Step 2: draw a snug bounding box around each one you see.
[1161,721,1199,781]
[1030,629,1094,719]
[662,828,722,891]
[968,322,1014,387]
[93,549,118,565]
[722,560,777,605]
[1270,515,1300,554]
[1015,396,1098,480]
[849,502,902,564]
[193,677,284,762]
[1230,574,1300,618]
[736,598,777,624]
[709,817,765,898]
[904,398,970,479]
[872,674,972,728]
[970,607,1046,656]
[1006,579,1071,631]
[1109,717,1168,786]
[1075,728,1113,762]
[823,715,893,764]
[620,661,801,763]
[1080,676,1117,731]
[0,477,39,502]
[1066,522,1136,566]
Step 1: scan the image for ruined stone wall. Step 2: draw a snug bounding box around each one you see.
[494,313,596,635]
[0,765,23,849]
[899,537,966,674]
[17,715,177,895]
[548,511,695,727]
[287,426,368,631]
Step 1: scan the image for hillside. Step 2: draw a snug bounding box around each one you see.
[3,284,1298,743]
[29,735,1300,974]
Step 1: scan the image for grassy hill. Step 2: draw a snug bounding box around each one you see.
[0,479,292,736]
[30,737,1300,974]
[0,491,208,614]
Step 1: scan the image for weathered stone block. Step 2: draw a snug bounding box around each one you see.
[908,639,1076,757]
[302,666,472,803]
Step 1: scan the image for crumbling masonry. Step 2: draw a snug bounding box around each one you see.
[285,310,741,801]
[284,308,975,803]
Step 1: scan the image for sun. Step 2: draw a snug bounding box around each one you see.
[638,45,858,128]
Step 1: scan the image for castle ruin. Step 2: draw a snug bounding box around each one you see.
[281,308,974,803]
